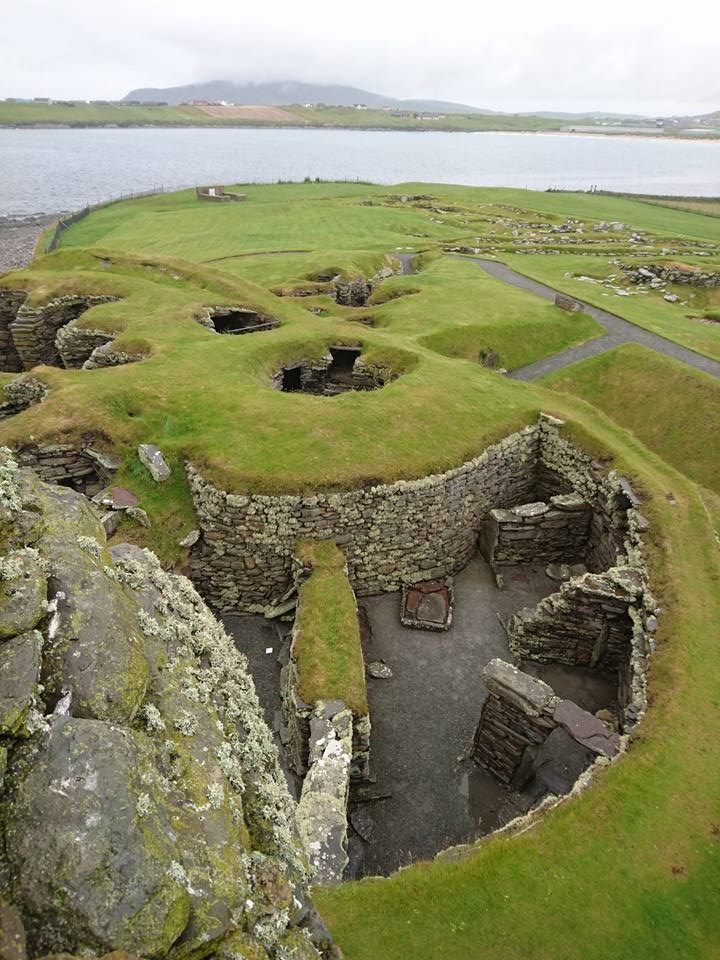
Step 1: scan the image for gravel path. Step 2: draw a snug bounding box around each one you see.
[450,255,720,381]
[0,215,58,274]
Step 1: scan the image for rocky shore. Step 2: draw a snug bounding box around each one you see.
[0,217,59,274]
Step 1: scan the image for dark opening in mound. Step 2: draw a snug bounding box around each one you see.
[327,346,361,386]
[272,346,394,397]
[281,365,303,392]
[205,308,279,335]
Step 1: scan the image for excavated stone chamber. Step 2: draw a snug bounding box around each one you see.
[199,306,280,335]
[272,346,395,396]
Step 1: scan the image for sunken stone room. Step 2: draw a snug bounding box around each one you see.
[187,413,654,880]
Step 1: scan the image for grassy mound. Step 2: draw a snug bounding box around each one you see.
[293,540,367,716]
[542,344,720,495]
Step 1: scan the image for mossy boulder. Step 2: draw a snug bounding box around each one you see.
[213,931,270,960]
[30,482,150,723]
[0,897,27,960]
[274,929,323,960]
[0,630,43,737]
[4,717,190,957]
[0,553,47,640]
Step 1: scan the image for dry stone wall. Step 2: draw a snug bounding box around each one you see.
[0,291,25,372]
[10,295,118,370]
[187,427,539,612]
[472,659,620,787]
[479,493,591,568]
[16,443,119,497]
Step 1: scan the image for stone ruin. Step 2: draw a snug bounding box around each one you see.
[0,290,124,371]
[195,185,246,202]
[0,376,48,421]
[272,346,394,396]
[15,442,121,497]
[333,276,373,307]
[622,262,720,288]
[0,450,339,960]
[197,305,280,335]
[472,659,621,792]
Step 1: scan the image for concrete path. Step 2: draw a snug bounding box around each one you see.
[449,255,720,381]
[392,252,415,275]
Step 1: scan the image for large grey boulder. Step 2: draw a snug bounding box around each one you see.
[30,482,150,724]
[4,717,190,957]
[0,553,47,640]
[0,630,43,737]
[137,444,171,483]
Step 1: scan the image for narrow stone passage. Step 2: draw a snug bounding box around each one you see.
[450,255,720,381]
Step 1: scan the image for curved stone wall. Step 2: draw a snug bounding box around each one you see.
[187,426,540,613]
[187,415,635,614]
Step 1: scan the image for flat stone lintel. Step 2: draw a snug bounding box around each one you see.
[483,658,555,716]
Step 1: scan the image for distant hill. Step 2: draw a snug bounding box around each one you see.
[122,80,496,114]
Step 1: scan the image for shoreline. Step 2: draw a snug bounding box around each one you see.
[1,122,718,143]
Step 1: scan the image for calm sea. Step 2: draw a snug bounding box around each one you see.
[1,126,719,216]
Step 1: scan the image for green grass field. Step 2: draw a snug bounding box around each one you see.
[2,181,720,957]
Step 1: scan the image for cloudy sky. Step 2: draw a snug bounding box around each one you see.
[3,0,719,115]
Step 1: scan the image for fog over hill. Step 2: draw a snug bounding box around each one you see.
[123,80,496,113]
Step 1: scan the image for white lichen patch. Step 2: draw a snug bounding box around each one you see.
[136,792,151,818]
[141,703,166,733]
[76,535,102,560]
[0,447,22,513]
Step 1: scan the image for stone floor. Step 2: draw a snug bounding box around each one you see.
[223,553,619,880]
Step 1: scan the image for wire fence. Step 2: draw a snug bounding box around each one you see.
[44,185,169,252]
[42,177,378,254]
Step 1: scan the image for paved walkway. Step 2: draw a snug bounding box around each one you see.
[449,255,720,381]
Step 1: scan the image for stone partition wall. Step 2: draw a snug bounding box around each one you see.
[536,416,632,573]
[479,493,591,568]
[56,322,116,368]
[0,291,25,372]
[508,567,642,671]
[472,659,620,787]
[187,426,540,612]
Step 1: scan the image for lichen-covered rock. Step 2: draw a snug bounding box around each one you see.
[0,897,27,960]
[109,545,309,955]
[274,929,323,960]
[4,717,191,957]
[0,450,332,960]
[213,931,269,960]
[0,630,43,737]
[0,552,47,640]
[29,480,150,723]
[137,444,171,483]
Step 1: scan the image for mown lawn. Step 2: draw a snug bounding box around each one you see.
[542,344,720,495]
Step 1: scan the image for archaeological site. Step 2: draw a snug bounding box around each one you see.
[0,180,718,960]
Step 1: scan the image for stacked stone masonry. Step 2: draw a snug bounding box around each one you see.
[472,659,620,786]
[187,427,539,612]
[0,291,25,372]
[480,493,591,568]
[9,295,119,370]
[187,416,637,614]
[622,262,720,287]
[16,443,118,497]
